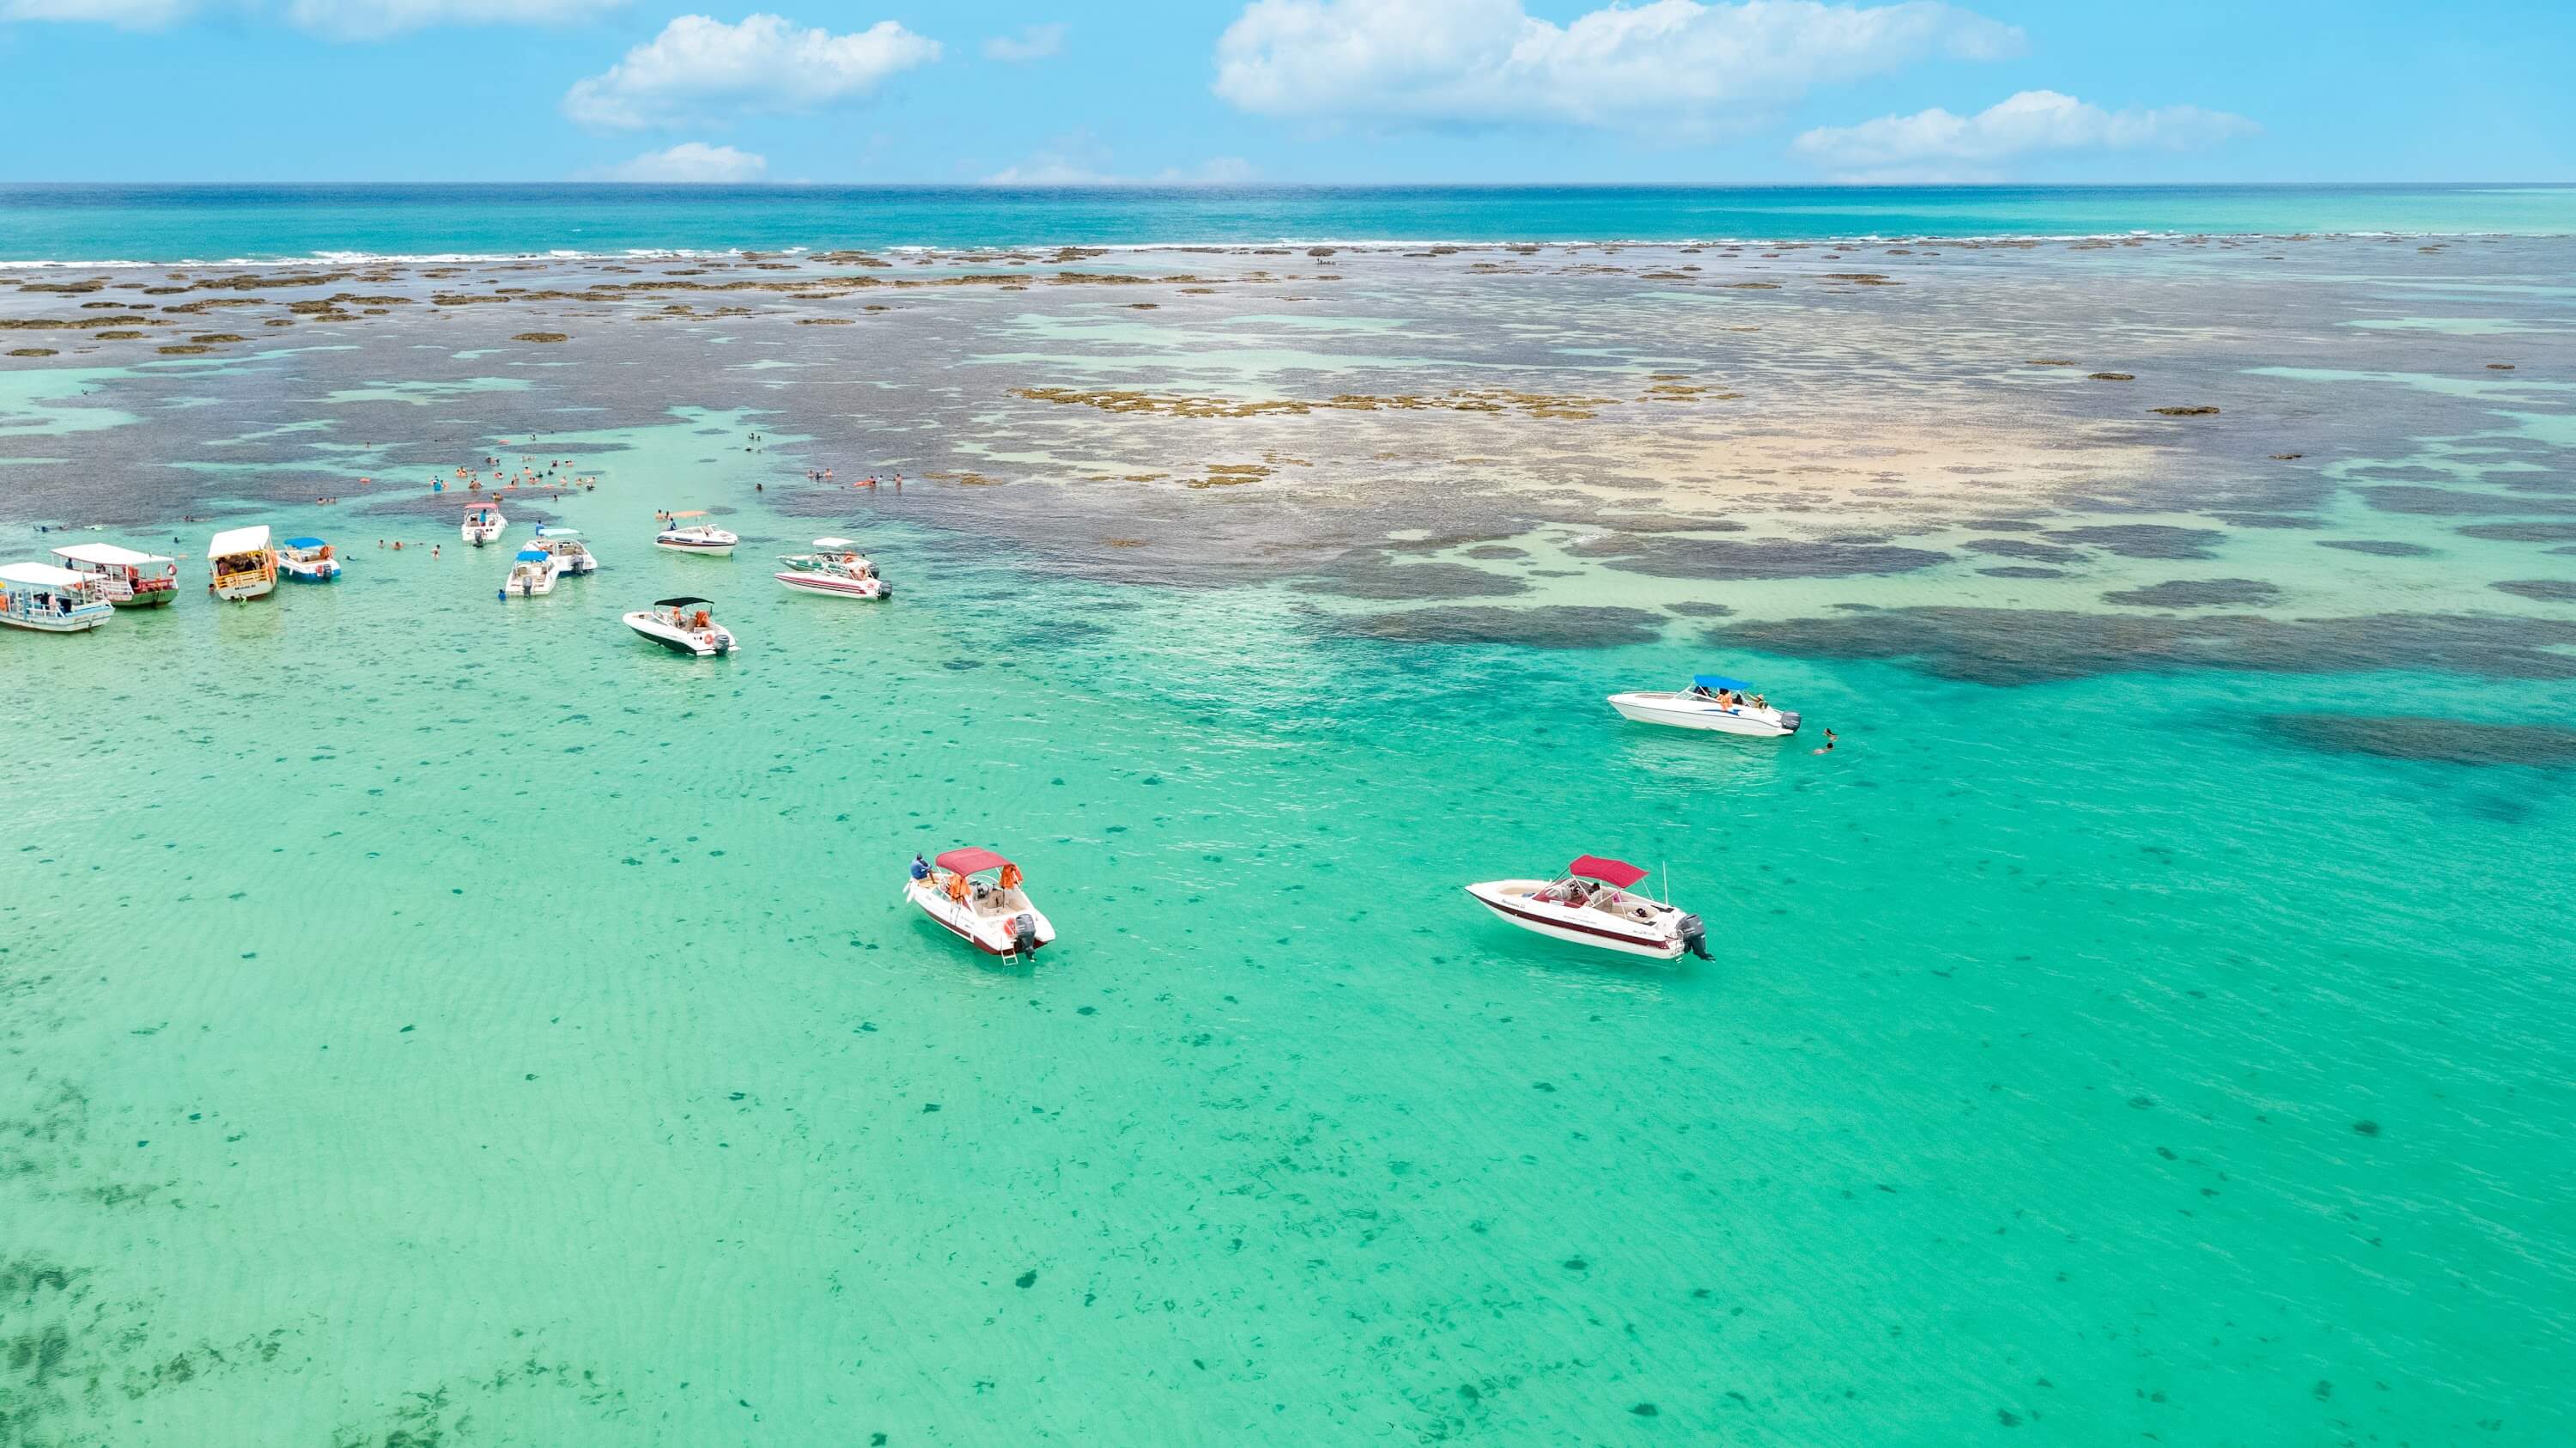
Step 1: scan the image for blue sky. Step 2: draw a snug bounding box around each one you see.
[3,0,2571,183]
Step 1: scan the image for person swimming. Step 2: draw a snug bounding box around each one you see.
[1811,728,1839,755]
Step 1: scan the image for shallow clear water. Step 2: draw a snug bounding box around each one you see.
[5,447,2573,1443]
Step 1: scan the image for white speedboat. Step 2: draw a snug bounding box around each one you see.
[276,536,342,583]
[462,502,507,546]
[905,848,1055,959]
[0,563,114,633]
[1465,855,1710,960]
[624,595,737,656]
[206,525,277,600]
[531,526,597,575]
[775,538,890,599]
[1608,673,1801,738]
[655,511,738,555]
[52,543,178,606]
[502,547,560,598]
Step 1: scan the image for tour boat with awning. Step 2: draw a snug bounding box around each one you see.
[276,537,342,583]
[654,511,738,555]
[51,542,178,606]
[206,525,277,600]
[1464,855,1709,960]
[775,538,890,599]
[623,595,737,655]
[1608,673,1801,738]
[503,546,559,598]
[0,562,114,633]
[462,502,507,546]
[531,526,597,575]
[906,847,1055,958]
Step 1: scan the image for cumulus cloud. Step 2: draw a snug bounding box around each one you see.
[564,13,939,131]
[1792,88,2259,174]
[595,140,769,181]
[1212,0,2020,131]
[982,20,1064,60]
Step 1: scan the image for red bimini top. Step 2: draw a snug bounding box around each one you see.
[1565,855,1649,889]
[936,848,1012,875]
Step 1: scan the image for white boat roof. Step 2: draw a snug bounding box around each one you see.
[52,542,172,565]
[0,562,88,587]
[207,524,270,556]
[812,537,856,549]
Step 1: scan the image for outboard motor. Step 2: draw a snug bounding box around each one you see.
[1678,913,1711,961]
[1011,913,1040,958]
[1777,710,1803,733]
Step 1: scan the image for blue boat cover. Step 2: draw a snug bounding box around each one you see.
[515,548,550,561]
[1693,674,1753,691]
[282,537,325,549]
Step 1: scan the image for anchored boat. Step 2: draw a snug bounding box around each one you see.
[502,546,559,598]
[906,849,1055,958]
[654,511,738,555]
[52,543,178,606]
[1607,673,1801,738]
[276,537,342,583]
[775,538,890,599]
[0,563,114,633]
[462,502,507,546]
[1465,855,1710,960]
[207,526,278,601]
[623,595,737,655]
[531,526,597,575]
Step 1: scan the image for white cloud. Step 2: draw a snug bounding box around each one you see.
[282,0,624,39]
[1212,0,2020,131]
[982,20,1064,61]
[594,140,769,182]
[3,0,622,33]
[564,13,940,131]
[1792,88,2259,173]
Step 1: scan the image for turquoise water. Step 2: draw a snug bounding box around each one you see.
[6,183,2576,263]
[5,421,2573,1441]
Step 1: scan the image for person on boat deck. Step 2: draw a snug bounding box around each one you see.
[910,855,932,882]
[944,871,971,904]
[1689,683,1714,700]
[1750,692,1765,709]
[999,861,1024,892]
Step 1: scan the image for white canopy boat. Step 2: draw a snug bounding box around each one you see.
[531,526,597,575]
[0,562,114,633]
[1608,673,1801,738]
[502,546,560,598]
[905,848,1055,959]
[623,595,737,655]
[51,542,178,606]
[276,536,343,583]
[1465,855,1710,961]
[462,502,507,546]
[775,538,890,599]
[655,511,738,555]
[206,525,277,601]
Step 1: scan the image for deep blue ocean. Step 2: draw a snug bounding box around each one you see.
[3,182,2573,262]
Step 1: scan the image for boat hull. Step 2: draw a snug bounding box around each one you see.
[905,880,1054,957]
[0,605,112,633]
[776,571,890,599]
[623,611,735,656]
[111,589,177,608]
[280,566,340,583]
[657,538,736,556]
[212,577,276,601]
[1464,880,1685,959]
[1607,692,1799,738]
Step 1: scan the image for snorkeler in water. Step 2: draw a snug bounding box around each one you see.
[1811,728,1839,755]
